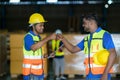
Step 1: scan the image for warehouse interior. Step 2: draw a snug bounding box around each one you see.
[0,0,120,80]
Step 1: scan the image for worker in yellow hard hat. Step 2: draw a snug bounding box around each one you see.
[57,13,117,80]
[22,13,56,80]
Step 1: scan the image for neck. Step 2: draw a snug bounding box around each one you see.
[90,25,98,33]
[33,30,39,36]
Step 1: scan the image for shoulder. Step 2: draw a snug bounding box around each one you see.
[103,31,111,38]
[103,30,113,43]
[99,28,111,37]
[24,33,33,40]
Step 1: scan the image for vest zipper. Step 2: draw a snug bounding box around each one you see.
[88,34,93,73]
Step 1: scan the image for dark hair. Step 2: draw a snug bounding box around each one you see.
[82,13,100,26]
[27,23,38,31]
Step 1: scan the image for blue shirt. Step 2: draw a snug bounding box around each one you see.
[77,27,115,50]
[24,30,44,78]
[77,27,115,78]
[24,31,41,50]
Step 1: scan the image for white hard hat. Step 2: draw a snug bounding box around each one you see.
[55,29,62,34]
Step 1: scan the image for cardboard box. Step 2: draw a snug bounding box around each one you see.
[10,48,23,61]
[43,58,48,75]
[10,34,24,48]
[10,61,22,74]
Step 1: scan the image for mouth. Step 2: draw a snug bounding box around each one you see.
[84,27,89,32]
[40,29,42,32]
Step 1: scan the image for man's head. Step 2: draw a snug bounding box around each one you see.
[55,29,62,34]
[28,13,47,34]
[82,13,99,33]
[55,29,62,40]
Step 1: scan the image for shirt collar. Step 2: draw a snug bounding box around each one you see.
[29,30,36,36]
[90,27,102,35]
[29,31,41,38]
[95,27,102,33]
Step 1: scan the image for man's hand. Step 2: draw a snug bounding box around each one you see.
[44,54,48,58]
[57,34,64,40]
[48,52,55,58]
[100,73,108,80]
[50,52,55,57]
[58,48,63,52]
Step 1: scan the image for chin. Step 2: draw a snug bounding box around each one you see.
[39,30,43,33]
[84,29,89,32]
[39,32,43,34]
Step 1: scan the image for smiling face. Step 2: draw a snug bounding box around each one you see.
[82,18,91,32]
[33,22,44,35]
[82,18,98,33]
[82,13,99,33]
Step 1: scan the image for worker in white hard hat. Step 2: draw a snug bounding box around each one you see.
[57,13,117,80]
[51,29,66,80]
[23,13,56,80]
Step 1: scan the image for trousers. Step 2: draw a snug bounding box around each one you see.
[23,74,44,80]
[53,58,65,76]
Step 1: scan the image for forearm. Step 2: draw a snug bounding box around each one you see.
[61,37,80,53]
[31,36,51,51]
[104,49,117,74]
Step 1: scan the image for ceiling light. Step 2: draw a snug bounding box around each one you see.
[105,4,109,8]
[108,0,113,5]
[46,0,58,3]
[10,0,20,3]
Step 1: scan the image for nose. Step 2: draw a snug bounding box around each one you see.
[42,25,44,29]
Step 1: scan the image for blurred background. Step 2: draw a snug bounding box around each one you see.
[0,0,120,80]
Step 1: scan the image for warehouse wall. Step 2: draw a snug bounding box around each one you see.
[0,4,120,33]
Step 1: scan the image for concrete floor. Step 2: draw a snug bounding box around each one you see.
[0,74,120,80]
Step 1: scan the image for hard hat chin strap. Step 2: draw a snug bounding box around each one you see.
[29,24,33,27]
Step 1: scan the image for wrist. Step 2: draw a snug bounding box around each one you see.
[47,36,51,41]
[61,37,65,41]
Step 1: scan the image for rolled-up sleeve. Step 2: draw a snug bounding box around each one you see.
[77,39,84,50]
[103,32,115,50]
[24,34,35,50]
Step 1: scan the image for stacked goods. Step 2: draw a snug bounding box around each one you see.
[0,34,7,76]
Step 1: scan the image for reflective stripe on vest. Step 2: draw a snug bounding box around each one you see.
[84,30,113,75]
[23,32,43,75]
[52,40,64,56]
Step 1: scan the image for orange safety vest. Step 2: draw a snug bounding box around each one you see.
[23,32,44,75]
[84,30,113,75]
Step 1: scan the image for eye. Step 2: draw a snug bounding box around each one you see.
[39,24,43,27]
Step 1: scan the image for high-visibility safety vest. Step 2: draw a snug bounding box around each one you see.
[52,40,64,56]
[84,29,113,75]
[23,32,43,75]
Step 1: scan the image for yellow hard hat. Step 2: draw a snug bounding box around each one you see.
[28,13,47,24]
[93,49,109,65]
